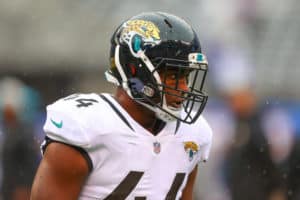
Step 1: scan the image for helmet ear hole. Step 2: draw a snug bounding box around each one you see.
[132,35,142,53]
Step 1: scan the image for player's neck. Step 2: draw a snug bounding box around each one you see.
[114,87,164,135]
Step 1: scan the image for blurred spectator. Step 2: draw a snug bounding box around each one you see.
[262,106,300,200]
[287,138,300,200]
[207,43,286,200]
[223,89,286,200]
[1,105,38,200]
[0,77,40,200]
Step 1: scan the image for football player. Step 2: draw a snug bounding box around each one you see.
[30,12,212,200]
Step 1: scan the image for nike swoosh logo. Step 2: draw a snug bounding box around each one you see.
[50,118,63,128]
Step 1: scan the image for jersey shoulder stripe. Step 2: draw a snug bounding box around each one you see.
[98,94,134,131]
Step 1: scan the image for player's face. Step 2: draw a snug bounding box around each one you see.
[159,68,190,109]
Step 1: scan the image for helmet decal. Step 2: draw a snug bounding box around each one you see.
[120,20,161,57]
[122,19,160,41]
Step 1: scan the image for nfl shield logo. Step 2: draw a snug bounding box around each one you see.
[153,142,161,154]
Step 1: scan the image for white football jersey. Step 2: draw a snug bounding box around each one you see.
[43,93,213,200]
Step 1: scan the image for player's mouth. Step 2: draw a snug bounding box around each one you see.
[168,101,184,110]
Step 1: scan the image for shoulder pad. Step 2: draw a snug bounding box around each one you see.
[43,93,101,148]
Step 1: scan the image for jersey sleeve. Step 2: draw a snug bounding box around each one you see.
[43,101,91,149]
[199,135,212,162]
[42,93,111,172]
[196,116,213,163]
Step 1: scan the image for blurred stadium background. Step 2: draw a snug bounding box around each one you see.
[0,0,300,200]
